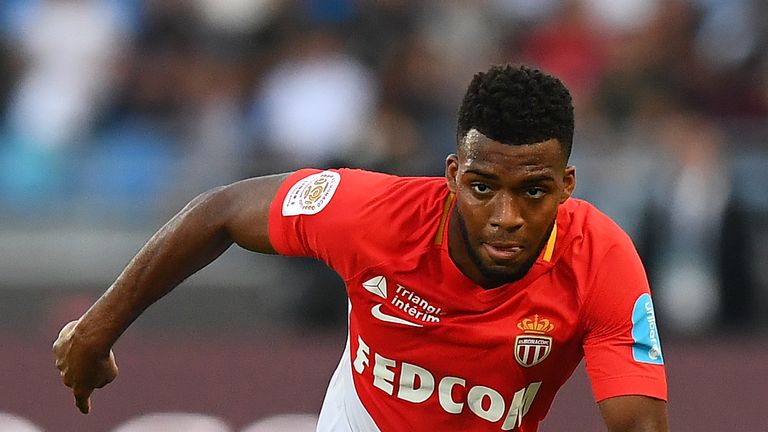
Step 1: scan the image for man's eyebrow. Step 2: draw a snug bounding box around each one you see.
[520,174,556,184]
[465,169,556,184]
[464,168,499,179]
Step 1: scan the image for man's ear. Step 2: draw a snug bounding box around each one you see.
[445,154,459,193]
[560,166,576,203]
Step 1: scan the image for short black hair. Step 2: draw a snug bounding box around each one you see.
[457,64,574,160]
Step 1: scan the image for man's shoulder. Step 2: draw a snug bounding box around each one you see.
[315,168,449,239]
[338,168,445,191]
[283,168,446,204]
[334,168,449,211]
[562,198,633,243]
[332,170,450,258]
[555,199,647,306]
[558,198,638,264]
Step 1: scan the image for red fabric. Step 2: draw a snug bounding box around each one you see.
[269,169,666,431]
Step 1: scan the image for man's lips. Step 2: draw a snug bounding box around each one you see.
[482,242,524,260]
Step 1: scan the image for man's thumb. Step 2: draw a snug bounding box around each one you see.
[74,390,92,414]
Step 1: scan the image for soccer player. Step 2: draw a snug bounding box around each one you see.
[54,65,668,431]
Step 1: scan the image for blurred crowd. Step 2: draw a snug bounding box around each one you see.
[0,0,766,335]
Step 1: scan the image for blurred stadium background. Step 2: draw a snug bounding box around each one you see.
[0,0,766,430]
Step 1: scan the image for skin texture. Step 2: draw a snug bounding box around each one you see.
[53,133,668,430]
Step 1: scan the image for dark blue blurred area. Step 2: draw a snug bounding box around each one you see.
[0,0,766,343]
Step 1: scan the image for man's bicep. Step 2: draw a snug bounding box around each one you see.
[221,172,293,254]
[599,395,668,432]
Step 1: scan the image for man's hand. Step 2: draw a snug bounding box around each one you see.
[53,320,118,414]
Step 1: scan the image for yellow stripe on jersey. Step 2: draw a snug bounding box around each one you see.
[434,192,455,246]
[542,223,557,262]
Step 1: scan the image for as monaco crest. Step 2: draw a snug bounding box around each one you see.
[514,315,554,368]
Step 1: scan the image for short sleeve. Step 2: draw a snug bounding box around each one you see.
[581,239,668,403]
[268,168,400,279]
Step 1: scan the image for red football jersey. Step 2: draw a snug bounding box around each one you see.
[269,169,667,432]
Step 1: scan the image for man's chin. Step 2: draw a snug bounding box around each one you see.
[477,255,538,286]
[478,264,527,286]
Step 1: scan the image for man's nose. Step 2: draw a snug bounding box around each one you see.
[489,195,524,231]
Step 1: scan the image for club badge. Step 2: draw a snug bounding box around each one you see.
[514,314,554,368]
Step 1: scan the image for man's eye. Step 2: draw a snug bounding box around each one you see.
[471,184,491,194]
[526,187,546,198]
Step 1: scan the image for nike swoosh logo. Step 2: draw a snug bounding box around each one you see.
[371,304,423,327]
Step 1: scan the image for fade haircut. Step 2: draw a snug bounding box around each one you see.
[457,64,574,160]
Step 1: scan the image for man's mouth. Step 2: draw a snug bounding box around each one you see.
[482,242,524,261]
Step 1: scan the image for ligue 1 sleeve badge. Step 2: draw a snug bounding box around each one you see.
[514,315,555,368]
[282,171,341,216]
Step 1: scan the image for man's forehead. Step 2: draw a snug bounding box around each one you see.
[461,129,488,147]
[461,129,562,154]
[459,131,564,172]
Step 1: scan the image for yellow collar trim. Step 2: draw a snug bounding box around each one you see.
[434,192,455,246]
[542,223,558,262]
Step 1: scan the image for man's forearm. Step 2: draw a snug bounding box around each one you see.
[54,174,285,414]
[600,396,668,432]
[72,187,236,352]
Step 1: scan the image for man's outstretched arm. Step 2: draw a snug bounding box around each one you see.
[53,173,291,414]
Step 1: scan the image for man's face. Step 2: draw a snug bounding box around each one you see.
[445,129,575,288]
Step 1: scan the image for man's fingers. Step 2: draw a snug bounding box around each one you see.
[55,320,79,344]
[60,371,73,388]
[53,320,79,373]
[75,395,91,414]
[95,374,116,389]
[74,387,93,414]
[53,322,73,357]
[55,321,116,415]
